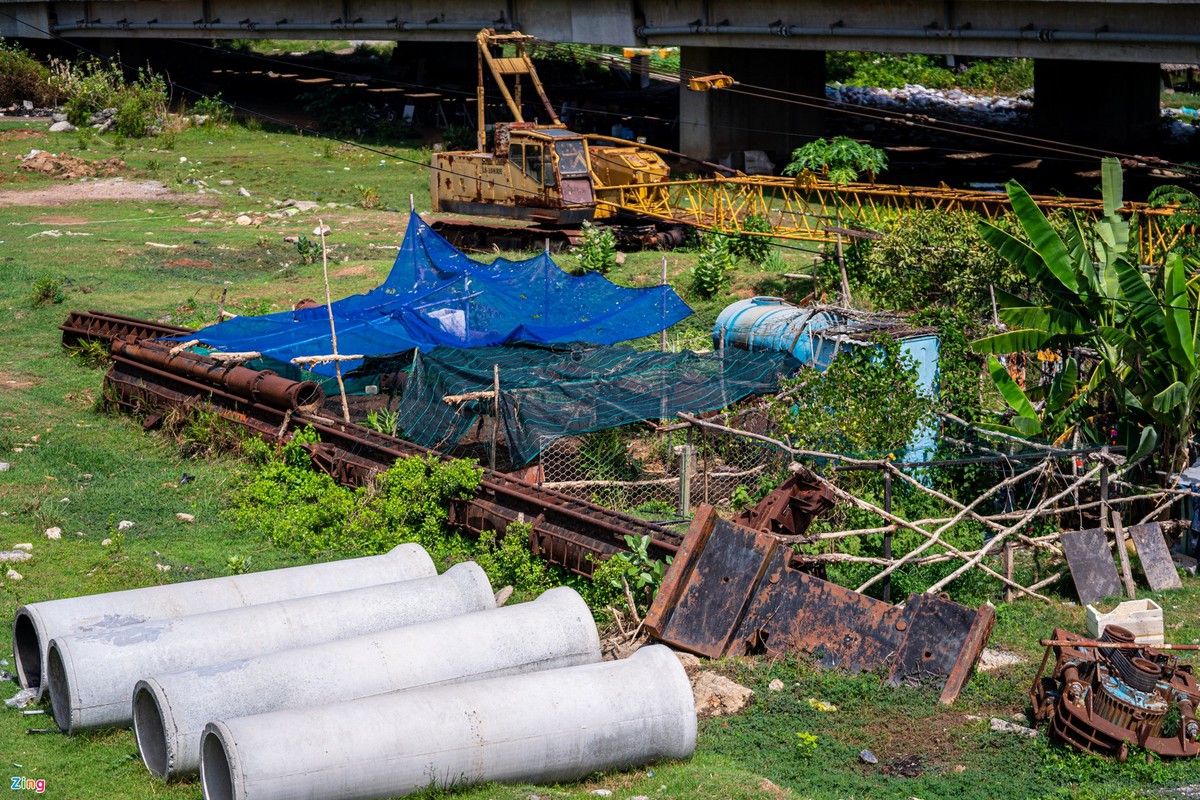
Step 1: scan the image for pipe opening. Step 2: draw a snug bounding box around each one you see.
[133,685,170,779]
[46,644,71,733]
[12,612,41,690]
[292,381,325,412]
[201,730,235,800]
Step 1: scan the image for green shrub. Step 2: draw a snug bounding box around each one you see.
[192,93,233,126]
[728,214,773,266]
[0,39,58,107]
[572,221,617,274]
[30,275,65,307]
[690,230,735,298]
[56,57,168,137]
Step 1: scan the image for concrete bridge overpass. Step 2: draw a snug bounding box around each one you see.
[2,0,1197,154]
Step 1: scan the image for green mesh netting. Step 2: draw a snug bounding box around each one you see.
[394,343,800,466]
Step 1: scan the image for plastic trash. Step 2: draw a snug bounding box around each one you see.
[5,688,37,709]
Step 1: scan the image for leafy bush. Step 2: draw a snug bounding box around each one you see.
[54,57,168,137]
[690,230,735,298]
[441,125,476,151]
[783,137,887,184]
[826,52,1032,95]
[191,93,233,127]
[728,214,773,266]
[0,39,59,107]
[861,209,1023,316]
[572,220,617,274]
[30,276,65,307]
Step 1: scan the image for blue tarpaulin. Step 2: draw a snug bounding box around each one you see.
[168,212,692,384]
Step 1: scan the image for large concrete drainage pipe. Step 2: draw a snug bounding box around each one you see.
[199,644,696,800]
[13,543,435,699]
[48,561,494,733]
[135,586,601,780]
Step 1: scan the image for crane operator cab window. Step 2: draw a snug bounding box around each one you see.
[511,142,555,187]
[554,140,588,180]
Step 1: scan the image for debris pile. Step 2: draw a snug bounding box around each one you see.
[1031,626,1200,760]
[18,150,125,180]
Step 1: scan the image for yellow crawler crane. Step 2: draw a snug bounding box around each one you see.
[431,29,1187,263]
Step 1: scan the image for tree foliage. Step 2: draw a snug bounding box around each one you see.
[783,137,887,185]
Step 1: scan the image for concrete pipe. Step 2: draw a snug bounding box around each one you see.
[13,543,435,699]
[48,562,494,733]
[199,644,696,800]
[135,586,601,780]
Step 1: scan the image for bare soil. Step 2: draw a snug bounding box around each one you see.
[0,178,218,206]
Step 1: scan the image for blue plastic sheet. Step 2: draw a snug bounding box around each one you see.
[168,211,692,384]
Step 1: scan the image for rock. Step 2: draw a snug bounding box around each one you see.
[101,538,113,546]
[692,671,754,719]
[312,223,332,237]
[860,749,879,765]
[22,100,33,111]
[494,585,514,607]
[48,120,77,133]
[156,563,171,572]
[589,791,612,797]
[0,462,9,471]
[630,796,650,800]
[117,520,136,531]
[51,113,67,123]
[13,543,32,552]
[768,678,784,692]
[990,718,1038,738]
[978,648,1026,672]
[0,552,32,564]
[6,569,23,581]
[237,187,251,197]
[235,215,254,226]
[674,651,702,672]
[176,513,195,523]
[218,180,235,186]
[75,532,85,537]
[44,527,61,540]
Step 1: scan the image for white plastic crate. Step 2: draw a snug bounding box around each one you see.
[1085,598,1164,646]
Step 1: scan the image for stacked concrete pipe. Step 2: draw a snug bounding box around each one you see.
[199,644,697,800]
[47,562,495,733]
[12,542,435,699]
[134,586,602,780]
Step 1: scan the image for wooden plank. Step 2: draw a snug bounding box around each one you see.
[1060,528,1122,605]
[1128,522,1183,591]
[1111,512,1137,599]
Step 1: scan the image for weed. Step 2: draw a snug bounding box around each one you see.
[690,231,735,299]
[31,275,65,307]
[192,93,233,127]
[728,214,773,266]
[354,184,381,210]
[160,404,248,459]
[365,408,400,437]
[225,554,252,575]
[794,731,819,758]
[572,221,618,274]
[592,534,671,615]
[55,57,169,137]
[66,339,111,368]
[294,234,324,264]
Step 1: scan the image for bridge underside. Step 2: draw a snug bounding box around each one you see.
[2,0,1192,153]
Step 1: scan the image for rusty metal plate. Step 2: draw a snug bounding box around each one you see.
[1128,523,1183,591]
[1061,528,1123,605]
[646,506,994,701]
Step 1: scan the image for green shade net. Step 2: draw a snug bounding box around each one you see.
[394,343,801,466]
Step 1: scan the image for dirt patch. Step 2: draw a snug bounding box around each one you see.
[0,128,47,141]
[19,151,125,180]
[162,259,217,269]
[0,178,219,207]
[331,263,378,278]
[0,371,40,391]
[31,214,91,225]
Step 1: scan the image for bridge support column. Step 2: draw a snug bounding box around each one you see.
[679,46,824,165]
[1034,59,1161,148]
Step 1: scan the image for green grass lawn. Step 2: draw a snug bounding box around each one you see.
[1,117,1198,800]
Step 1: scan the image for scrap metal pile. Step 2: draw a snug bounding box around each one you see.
[1031,626,1200,760]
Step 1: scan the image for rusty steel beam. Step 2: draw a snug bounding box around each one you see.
[60,309,192,348]
[645,506,994,703]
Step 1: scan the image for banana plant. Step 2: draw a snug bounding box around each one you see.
[980,354,1084,443]
[970,157,1188,471]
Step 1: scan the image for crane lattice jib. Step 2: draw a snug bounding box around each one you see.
[593,177,1186,265]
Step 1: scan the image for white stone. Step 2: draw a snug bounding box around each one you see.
[101,538,113,546]
[238,187,251,197]
[768,678,784,692]
[236,215,254,226]
[590,791,612,797]
[219,180,235,186]
[0,462,9,471]
[13,543,32,552]
[176,513,196,523]
[6,569,22,581]
[44,527,62,540]
[156,563,172,572]
[0,552,32,563]
[989,717,1038,738]
[48,121,76,133]
[117,520,136,531]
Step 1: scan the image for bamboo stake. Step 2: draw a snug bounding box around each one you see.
[1112,511,1137,599]
[290,354,365,366]
[317,219,350,423]
[925,461,1106,595]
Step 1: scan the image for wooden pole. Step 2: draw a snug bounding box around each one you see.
[882,468,893,603]
[660,255,668,353]
[318,219,351,423]
[1004,540,1015,603]
[836,232,850,307]
[490,364,500,471]
[1112,510,1137,599]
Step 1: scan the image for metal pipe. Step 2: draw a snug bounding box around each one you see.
[47,562,495,733]
[12,543,434,700]
[199,645,695,800]
[49,20,513,34]
[134,586,600,780]
[637,22,1200,47]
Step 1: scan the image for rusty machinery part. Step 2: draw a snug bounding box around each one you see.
[110,338,325,413]
[733,470,836,539]
[60,309,192,348]
[1030,626,1200,760]
[645,505,995,705]
[95,318,681,578]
